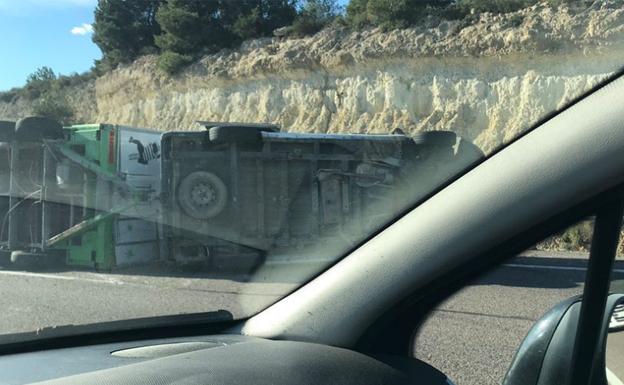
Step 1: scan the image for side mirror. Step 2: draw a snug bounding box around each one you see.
[503,293,624,385]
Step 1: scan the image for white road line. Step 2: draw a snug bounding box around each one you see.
[503,263,624,274]
[1,261,621,284]
[0,270,123,285]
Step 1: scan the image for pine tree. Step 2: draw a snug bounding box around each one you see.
[155,0,297,74]
[347,0,453,30]
[231,0,298,40]
[92,0,163,71]
[291,0,340,36]
[154,0,218,73]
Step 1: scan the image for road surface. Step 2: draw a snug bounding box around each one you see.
[414,252,624,385]
[0,252,622,385]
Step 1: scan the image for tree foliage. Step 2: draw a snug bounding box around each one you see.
[346,0,452,30]
[32,93,75,126]
[290,0,341,36]
[20,67,75,125]
[155,0,297,73]
[454,0,534,13]
[23,67,56,100]
[92,0,163,71]
[3,0,588,106]
[455,0,575,14]
[86,0,581,75]
[232,1,299,40]
[346,0,581,29]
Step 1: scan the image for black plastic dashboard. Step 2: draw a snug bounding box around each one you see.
[0,334,450,385]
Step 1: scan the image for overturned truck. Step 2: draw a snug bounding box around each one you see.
[0,117,483,270]
[0,117,164,270]
[162,122,484,268]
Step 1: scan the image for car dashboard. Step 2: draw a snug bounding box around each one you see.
[0,334,451,385]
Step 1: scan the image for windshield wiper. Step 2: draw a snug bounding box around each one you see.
[0,310,234,355]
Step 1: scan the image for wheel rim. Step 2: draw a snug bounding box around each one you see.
[178,171,228,219]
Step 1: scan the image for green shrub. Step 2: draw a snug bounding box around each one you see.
[290,0,341,36]
[544,0,577,5]
[346,0,583,29]
[56,71,96,89]
[559,221,594,251]
[233,7,265,40]
[508,13,525,27]
[32,92,74,126]
[347,0,453,30]
[434,4,470,20]
[345,0,368,28]
[157,51,193,75]
[233,2,298,39]
[453,0,580,15]
[154,0,211,74]
[457,0,536,13]
[13,67,76,124]
[154,0,298,73]
[367,0,417,29]
[536,219,596,252]
[0,89,19,103]
[22,66,56,100]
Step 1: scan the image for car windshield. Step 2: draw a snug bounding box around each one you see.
[0,0,623,341]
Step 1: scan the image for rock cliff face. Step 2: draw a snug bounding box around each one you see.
[2,1,623,153]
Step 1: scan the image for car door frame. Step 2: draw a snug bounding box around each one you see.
[354,184,624,385]
[355,183,624,354]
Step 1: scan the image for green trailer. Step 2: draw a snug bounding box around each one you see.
[0,117,164,270]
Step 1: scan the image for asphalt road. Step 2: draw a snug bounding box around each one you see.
[0,252,622,385]
[414,252,624,385]
[0,267,297,336]
[608,331,624,384]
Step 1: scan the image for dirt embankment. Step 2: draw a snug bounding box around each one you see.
[1,1,624,155]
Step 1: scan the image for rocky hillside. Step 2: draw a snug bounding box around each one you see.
[1,0,624,153]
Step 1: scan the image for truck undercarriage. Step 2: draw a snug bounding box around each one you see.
[0,117,484,272]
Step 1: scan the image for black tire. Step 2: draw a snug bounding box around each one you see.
[0,120,15,142]
[10,251,44,270]
[413,131,458,147]
[15,116,64,142]
[178,171,228,219]
[408,131,458,161]
[209,125,278,144]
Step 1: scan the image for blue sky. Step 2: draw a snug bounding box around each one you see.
[0,0,101,91]
[0,0,350,92]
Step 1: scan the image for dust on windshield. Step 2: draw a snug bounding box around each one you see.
[0,0,623,338]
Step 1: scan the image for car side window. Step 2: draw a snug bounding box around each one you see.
[412,217,596,385]
[605,225,624,384]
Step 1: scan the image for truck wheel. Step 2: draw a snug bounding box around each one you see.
[410,131,458,160]
[10,251,44,270]
[0,120,15,142]
[209,125,277,144]
[413,131,458,148]
[15,116,64,142]
[178,171,228,219]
